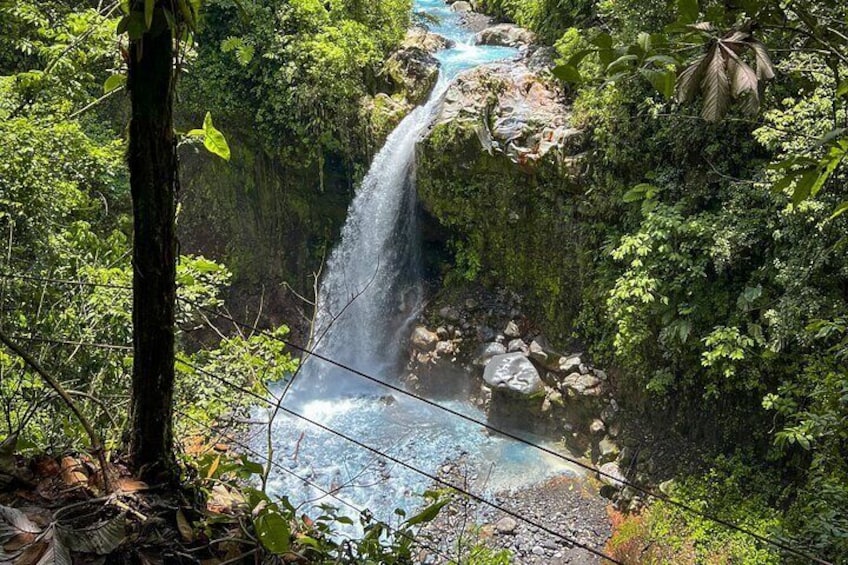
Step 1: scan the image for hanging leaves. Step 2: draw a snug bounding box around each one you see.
[675,28,775,121]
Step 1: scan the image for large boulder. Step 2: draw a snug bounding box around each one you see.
[402,28,455,54]
[598,462,625,489]
[425,60,583,176]
[382,45,440,106]
[474,342,507,366]
[416,60,587,331]
[411,326,439,352]
[475,23,536,48]
[562,372,603,396]
[483,353,544,396]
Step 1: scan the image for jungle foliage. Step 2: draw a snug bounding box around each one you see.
[475,0,847,561]
[0,0,439,562]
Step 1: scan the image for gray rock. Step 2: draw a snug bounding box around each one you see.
[507,338,528,354]
[483,353,544,396]
[504,320,521,338]
[593,368,608,381]
[589,419,606,435]
[495,516,518,534]
[475,23,536,47]
[558,354,582,373]
[381,46,440,106]
[434,341,455,357]
[474,342,507,366]
[450,0,472,11]
[598,462,625,488]
[562,372,602,396]
[597,437,620,463]
[439,306,461,321]
[601,400,619,423]
[411,326,438,352]
[402,28,455,54]
[528,340,562,371]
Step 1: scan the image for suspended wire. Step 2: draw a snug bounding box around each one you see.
[0,271,832,564]
[174,358,623,565]
[174,409,457,565]
[0,272,132,290]
[12,335,132,351]
[182,301,830,565]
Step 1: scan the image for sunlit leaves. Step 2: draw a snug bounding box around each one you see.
[185,112,231,161]
[220,36,254,66]
[102,74,125,93]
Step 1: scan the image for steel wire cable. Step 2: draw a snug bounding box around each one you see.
[0,271,831,564]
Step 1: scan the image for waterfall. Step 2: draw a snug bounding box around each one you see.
[263,2,576,524]
[286,81,450,403]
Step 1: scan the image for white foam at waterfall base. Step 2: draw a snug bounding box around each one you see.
[262,0,581,535]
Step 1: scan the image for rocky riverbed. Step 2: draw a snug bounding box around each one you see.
[418,455,612,564]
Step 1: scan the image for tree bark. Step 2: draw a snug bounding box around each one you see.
[127,12,178,482]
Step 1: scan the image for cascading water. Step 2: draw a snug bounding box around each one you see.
[264,0,581,523]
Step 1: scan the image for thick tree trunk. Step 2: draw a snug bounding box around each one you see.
[127,15,178,482]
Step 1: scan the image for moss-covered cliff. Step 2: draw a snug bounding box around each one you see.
[416,60,587,336]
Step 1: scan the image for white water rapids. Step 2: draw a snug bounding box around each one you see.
[263,0,582,527]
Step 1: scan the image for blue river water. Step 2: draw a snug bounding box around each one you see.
[262,0,581,533]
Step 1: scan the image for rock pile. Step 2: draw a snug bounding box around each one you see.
[405,286,630,504]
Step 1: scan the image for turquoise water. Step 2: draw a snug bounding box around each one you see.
[416,0,519,79]
[263,0,577,532]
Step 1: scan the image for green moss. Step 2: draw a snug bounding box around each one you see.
[417,120,586,337]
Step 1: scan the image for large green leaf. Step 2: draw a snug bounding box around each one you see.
[202,112,231,161]
[254,508,291,555]
[144,0,154,29]
[642,68,677,99]
[403,498,448,527]
[678,0,699,23]
[103,74,126,94]
[552,64,582,84]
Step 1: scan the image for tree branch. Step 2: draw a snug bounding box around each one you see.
[0,328,112,492]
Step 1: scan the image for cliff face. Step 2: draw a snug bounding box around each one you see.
[177,31,445,332]
[416,55,588,333]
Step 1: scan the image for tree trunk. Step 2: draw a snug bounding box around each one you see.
[127,14,178,482]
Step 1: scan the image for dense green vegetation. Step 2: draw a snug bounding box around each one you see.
[419,0,847,561]
[177,0,413,289]
[2,0,846,562]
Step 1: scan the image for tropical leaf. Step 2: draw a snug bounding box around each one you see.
[688,21,714,32]
[403,498,449,526]
[700,44,729,121]
[678,0,699,23]
[0,505,40,561]
[749,40,775,80]
[723,46,759,114]
[552,64,582,84]
[103,74,126,94]
[642,68,677,99]
[202,112,231,161]
[829,201,848,220]
[35,530,72,565]
[676,55,707,103]
[57,513,126,555]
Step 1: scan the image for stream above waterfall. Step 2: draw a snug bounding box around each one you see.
[263,0,587,529]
